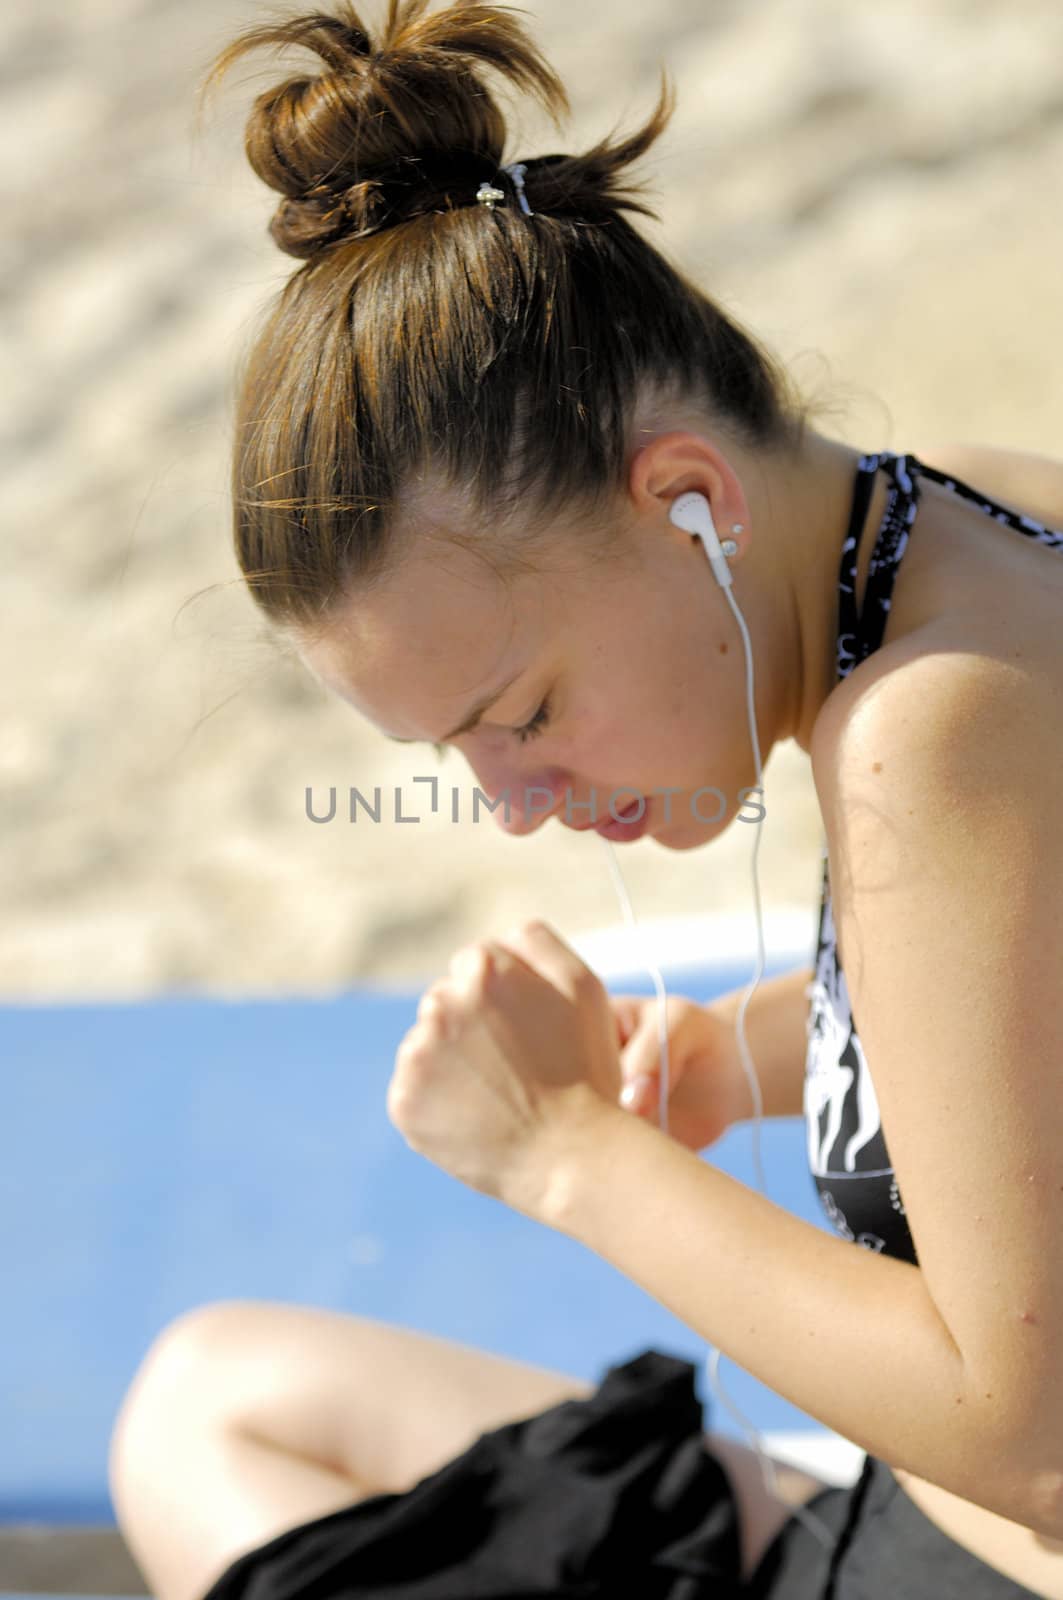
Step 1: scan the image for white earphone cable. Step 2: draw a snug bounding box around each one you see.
[597,575,841,1558]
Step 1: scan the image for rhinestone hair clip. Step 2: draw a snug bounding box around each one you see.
[476,162,535,217]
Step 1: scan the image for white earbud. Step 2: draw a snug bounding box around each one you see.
[669,491,735,590]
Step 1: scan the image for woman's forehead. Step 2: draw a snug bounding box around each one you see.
[296,498,634,731]
[296,539,550,736]
[327,535,526,657]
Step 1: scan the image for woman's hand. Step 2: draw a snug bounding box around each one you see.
[388,920,623,1221]
[610,994,742,1152]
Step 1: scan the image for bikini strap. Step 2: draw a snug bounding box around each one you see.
[906,453,1063,546]
[836,452,883,682]
[850,453,923,665]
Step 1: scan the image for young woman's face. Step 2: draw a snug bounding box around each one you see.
[296,505,765,852]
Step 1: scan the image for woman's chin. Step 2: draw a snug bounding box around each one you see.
[649,817,720,852]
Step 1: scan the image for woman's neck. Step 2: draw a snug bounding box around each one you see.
[743,428,868,755]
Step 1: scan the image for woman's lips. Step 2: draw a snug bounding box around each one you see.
[592,798,651,843]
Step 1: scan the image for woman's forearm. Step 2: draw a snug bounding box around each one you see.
[543,1106,1046,1538]
[710,964,814,1123]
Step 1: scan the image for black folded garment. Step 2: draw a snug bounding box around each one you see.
[200,1347,745,1600]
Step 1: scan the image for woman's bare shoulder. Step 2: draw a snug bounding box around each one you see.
[914,440,1063,529]
[807,616,1042,828]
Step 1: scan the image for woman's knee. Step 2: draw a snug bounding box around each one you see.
[110,1300,260,1474]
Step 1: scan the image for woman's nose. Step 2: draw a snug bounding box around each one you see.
[466,761,565,835]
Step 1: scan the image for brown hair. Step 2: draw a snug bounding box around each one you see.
[201,0,809,632]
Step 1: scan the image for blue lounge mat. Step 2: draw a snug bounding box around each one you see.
[1,955,831,1528]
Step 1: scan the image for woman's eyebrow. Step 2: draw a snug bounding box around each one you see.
[384,667,526,745]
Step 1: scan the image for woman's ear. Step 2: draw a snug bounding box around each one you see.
[628,430,750,545]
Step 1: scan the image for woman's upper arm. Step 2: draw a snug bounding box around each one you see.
[816,646,1063,1484]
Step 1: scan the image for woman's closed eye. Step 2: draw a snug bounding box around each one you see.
[514,694,552,745]
[430,694,553,760]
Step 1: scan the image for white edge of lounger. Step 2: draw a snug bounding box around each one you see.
[759,1430,868,1488]
[568,908,817,981]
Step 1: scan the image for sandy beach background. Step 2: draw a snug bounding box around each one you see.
[6,0,1063,1003]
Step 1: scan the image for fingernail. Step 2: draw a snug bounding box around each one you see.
[620,1074,653,1109]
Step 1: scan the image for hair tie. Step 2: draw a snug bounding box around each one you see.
[502,162,534,217]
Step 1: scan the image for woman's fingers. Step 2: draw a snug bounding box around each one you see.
[619,1071,656,1110]
[619,1003,666,1079]
[617,1006,665,1112]
[609,995,644,1049]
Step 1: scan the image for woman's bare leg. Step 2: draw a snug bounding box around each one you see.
[109,1298,830,1600]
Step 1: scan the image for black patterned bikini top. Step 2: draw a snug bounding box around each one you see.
[803,450,1063,1267]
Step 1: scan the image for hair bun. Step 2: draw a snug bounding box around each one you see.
[202,0,572,258]
[272,147,514,256]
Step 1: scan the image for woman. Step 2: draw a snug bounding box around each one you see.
[108,3,1063,1597]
